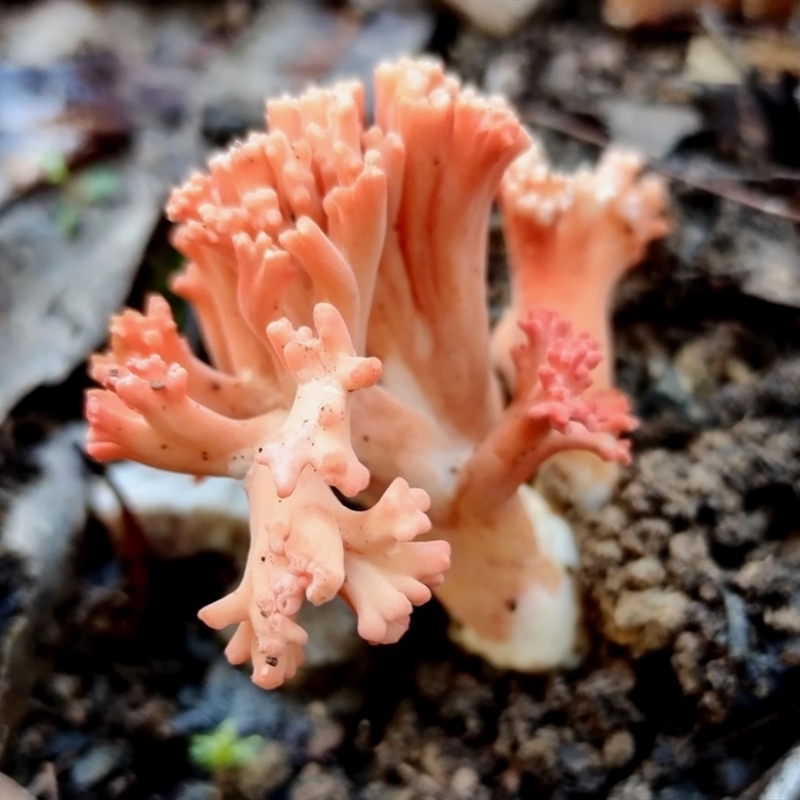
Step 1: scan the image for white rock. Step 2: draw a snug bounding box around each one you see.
[443,0,543,37]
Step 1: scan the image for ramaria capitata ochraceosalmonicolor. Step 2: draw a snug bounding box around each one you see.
[86,57,669,688]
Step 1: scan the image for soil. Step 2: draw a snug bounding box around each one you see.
[2,1,800,799]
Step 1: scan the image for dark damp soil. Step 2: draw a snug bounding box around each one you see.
[3,1,800,799]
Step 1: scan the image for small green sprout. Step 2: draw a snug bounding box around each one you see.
[40,151,70,185]
[51,164,123,238]
[75,166,122,204]
[54,202,81,238]
[189,720,266,776]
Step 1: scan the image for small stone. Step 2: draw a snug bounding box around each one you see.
[684,36,742,85]
[602,99,702,160]
[484,53,527,98]
[698,582,720,603]
[716,757,754,795]
[668,532,709,565]
[609,775,653,800]
[542,51,581,98]
[621,557,666,589]
[588,539,624,568]
[518,727,559,774]
[173,781,221,800]
[237,742,291,800]
[49,673,81,703]
[450,766,480,799]
[106,776,130,798]
[442,0,543,37]
[70,743,128,790]
[609,589,690,655]
[602,730,636,769]
[305,703,345,760]
[586,40,624,73]
[558,742,604,792]
[672,631,705,696]
[736,557,794,598]
[764,606,800,634]
[0,773,34,800]
[289,764,351,800]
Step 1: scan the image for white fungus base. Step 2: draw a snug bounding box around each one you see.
[452,485,583,671]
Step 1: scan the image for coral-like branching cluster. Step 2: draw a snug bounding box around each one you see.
[87,58,669,687]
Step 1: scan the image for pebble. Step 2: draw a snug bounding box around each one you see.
[237,742,291,800]
[290,763,351,800]
[611,589,690,654]
[622,557,666,589]
[716,757,753,795]
[450,766,480,799]
[173,780,221,800]
[70,743,128,790]
[442,0,542,37]
[603,730,636,769]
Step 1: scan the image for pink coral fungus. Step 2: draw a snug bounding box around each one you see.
[86,57,668,686]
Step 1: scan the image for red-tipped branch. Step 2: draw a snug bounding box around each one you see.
[459,309,636,514]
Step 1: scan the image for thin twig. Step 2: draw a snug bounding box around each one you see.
[658,166,800,223]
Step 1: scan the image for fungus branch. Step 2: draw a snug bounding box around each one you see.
[198,309,448,689]
[494,143,670,391]
[87,57,666,685]
[368,58,531,441]
[459,309,637,516]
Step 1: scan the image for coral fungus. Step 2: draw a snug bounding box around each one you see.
[87,57,668,687]
[492,141,669,509]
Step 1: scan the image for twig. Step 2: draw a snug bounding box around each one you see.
[658,166,800,223]
[522,104,609,149]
